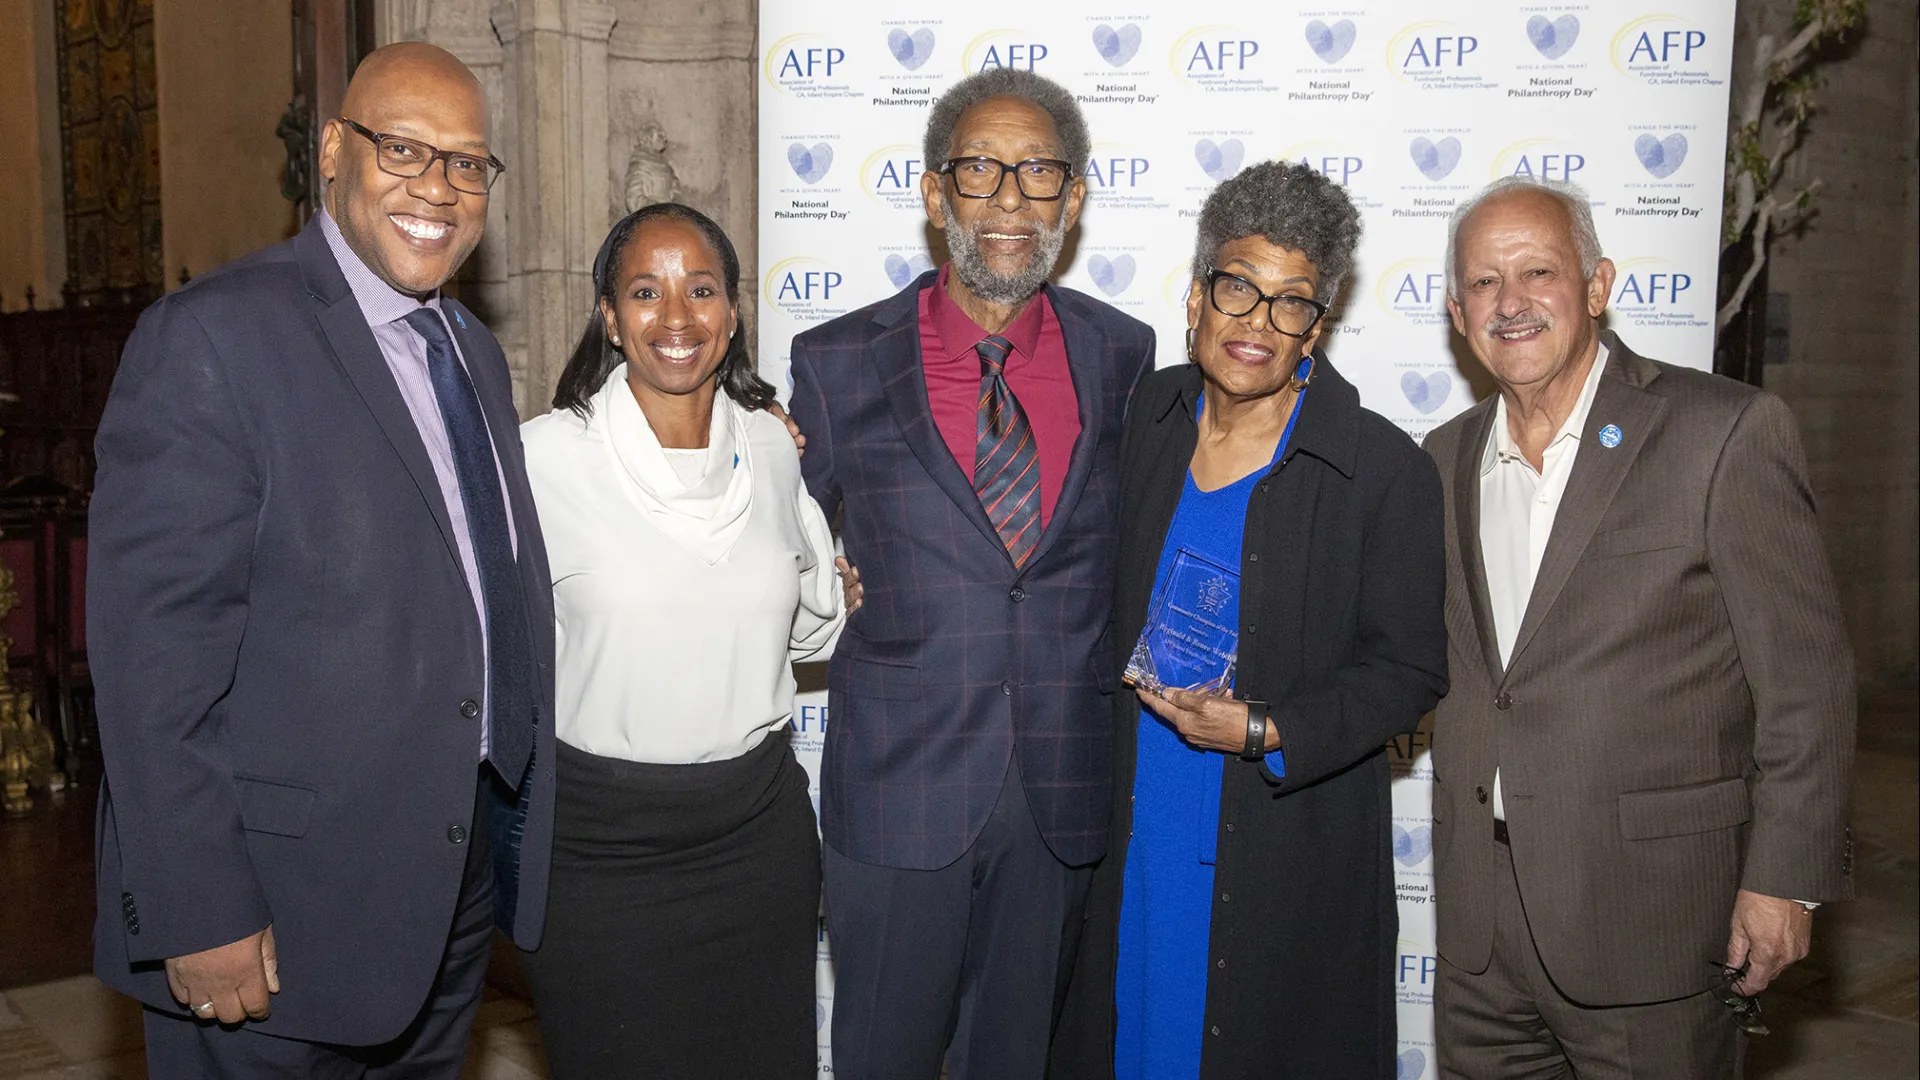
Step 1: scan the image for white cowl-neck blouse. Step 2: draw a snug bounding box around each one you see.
[521,365,845,764]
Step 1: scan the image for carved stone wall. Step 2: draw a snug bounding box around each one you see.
[377,0,758,417]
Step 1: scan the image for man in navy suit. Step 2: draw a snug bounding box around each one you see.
[89,44,555,1077]
[789,68,1154,1080]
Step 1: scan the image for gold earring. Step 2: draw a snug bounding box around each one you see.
[1185,327,1197,363]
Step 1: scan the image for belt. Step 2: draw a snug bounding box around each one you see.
[1493,818,1510,845]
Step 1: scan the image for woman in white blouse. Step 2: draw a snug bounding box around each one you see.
[519,203,849,1079]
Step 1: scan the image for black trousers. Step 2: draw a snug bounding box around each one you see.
[523,732,821,1080]
[140,772,500,1079]
[823,756,1093,1080]
[1436,829,1745,1079]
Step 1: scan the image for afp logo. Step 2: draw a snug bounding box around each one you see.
[1281,140,1364,186]
[765,34,845,91]
[963,30,1049,73]
[862,145,925,209]
[1389,21,1479,73]
[1376,258,1448,325]
[764,257,846,319]
[1172,25,1262,79]
[1084,148,1152,190]
[1397,945,1439,990]
[1491,138,1587,183]
[1612,257,1695,310]
[791,702,830,735]
[1612,15,1709,72]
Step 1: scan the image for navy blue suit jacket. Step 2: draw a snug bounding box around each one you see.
[88,217,557,1045]
[789,271,1153,871]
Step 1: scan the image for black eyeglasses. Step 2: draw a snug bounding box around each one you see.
[1706,960,1770,1036]
[939,157,1075,201]
[1203,267,1328,338]
[338,118,506,195]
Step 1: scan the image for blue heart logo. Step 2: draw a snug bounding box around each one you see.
[1194,138,1245,183]
[1398,1049,1428,1079]
[1409,137,1462,181]
[787,142,834,184]
[887,28,935,71]
[1526,15,1580,60]
[1634,133,1688,178]
[1392,824,1434,867]
[1305,19,1357,63]
[816,1000,827,1030]
[1087,254,1136,297]
[883,252,933,289]
[1092,23,1142,66]
[1401,371,1452,415]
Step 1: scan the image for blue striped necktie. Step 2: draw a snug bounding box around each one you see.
[973,335,1042,568]
[402,308,535,789]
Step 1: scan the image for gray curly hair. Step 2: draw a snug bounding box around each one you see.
[922,68,1091,176]
[1445,175,1602,298]
[1191,160,1363,305]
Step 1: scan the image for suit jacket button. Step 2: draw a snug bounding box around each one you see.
[1475,786,1489,804]
[460,699,481,719]
[448,824,468,844]
[1495,692,1513,710]
[1000,680,1013,696]
[1010,586,1026,602]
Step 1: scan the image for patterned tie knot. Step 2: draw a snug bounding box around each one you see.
[975,335,1014,377]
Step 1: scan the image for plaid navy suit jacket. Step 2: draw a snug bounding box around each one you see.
[790,270,1154,870]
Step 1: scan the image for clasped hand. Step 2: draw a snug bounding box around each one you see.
[166,925,279,1024]
[1136,685,1266,755]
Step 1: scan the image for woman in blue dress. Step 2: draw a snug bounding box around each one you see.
[1052,161,1449,1078]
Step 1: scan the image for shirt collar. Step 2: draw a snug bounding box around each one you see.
[317,208,441,328]
[1481,341,1610,475]
[927,262,1046,364]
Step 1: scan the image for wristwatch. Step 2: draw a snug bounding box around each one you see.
[1240,700,1271,761]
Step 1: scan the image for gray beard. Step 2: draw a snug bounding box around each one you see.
[941,198,1067,306]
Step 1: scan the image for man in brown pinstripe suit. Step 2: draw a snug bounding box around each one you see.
[1423,175,1855,1079]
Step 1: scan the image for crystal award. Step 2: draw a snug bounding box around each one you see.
[1123,548,1240,696]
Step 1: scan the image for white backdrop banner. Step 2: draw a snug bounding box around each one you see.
[761,4,1734,1075]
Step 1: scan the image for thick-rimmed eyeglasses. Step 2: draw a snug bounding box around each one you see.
[1707,960,1770,1036]
[338,118,506,195]
[1203,267,1328,338]
[939,157,1075,201]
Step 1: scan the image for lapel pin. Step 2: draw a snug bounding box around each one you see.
[1598,424,1623,448]
[453,309,467,330]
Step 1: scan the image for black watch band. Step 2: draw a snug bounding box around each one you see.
[1240,699,1271,761]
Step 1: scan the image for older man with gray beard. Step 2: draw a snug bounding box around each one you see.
[788,67,1154,1080]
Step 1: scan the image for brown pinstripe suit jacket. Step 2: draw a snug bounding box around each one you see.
[1422,332,1855,1007]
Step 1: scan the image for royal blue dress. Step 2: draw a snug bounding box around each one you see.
[1114,402,1297,1080]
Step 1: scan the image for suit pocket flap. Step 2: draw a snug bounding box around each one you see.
[1617,777,1749,840]
[829,656,923,701]
[1588,521,1689,559]
[235,775,317,838]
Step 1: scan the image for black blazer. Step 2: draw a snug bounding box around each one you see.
[790,270,1154,870]
[1052,358,1448,1079]
[88,217,557,1045]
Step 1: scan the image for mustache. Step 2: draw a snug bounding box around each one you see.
[1484,312,1552,334]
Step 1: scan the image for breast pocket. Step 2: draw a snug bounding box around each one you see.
[1587,521,1689,560]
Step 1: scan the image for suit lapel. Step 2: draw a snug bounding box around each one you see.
[868,282,1008,554]
[1504,348,1667,671]
[309,285,465,571]
[1022,286,1105,574]
[1452,401,1506,680]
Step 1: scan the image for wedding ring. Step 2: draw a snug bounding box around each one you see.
[192,1002,216,1015]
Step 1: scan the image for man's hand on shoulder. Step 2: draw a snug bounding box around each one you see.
[165,925,279,1024]
[767,402,806,456]
[1726,890,1812,994]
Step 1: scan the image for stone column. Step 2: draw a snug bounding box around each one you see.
[489,0,616,416]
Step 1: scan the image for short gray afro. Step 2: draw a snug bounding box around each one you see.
[922,68,1091,175]
[1192,160,1363,305]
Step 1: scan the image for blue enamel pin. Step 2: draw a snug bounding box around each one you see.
[453,309,468,329]
[1598,424,1623,448]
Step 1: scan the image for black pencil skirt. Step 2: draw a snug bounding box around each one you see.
[522,731,822,1080]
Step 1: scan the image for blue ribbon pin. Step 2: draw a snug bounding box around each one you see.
[1598,424,1623,448]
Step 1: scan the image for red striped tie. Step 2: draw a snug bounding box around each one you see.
[973,335,1041,567]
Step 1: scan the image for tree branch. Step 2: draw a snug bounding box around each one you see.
[1718,200,1775,332]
